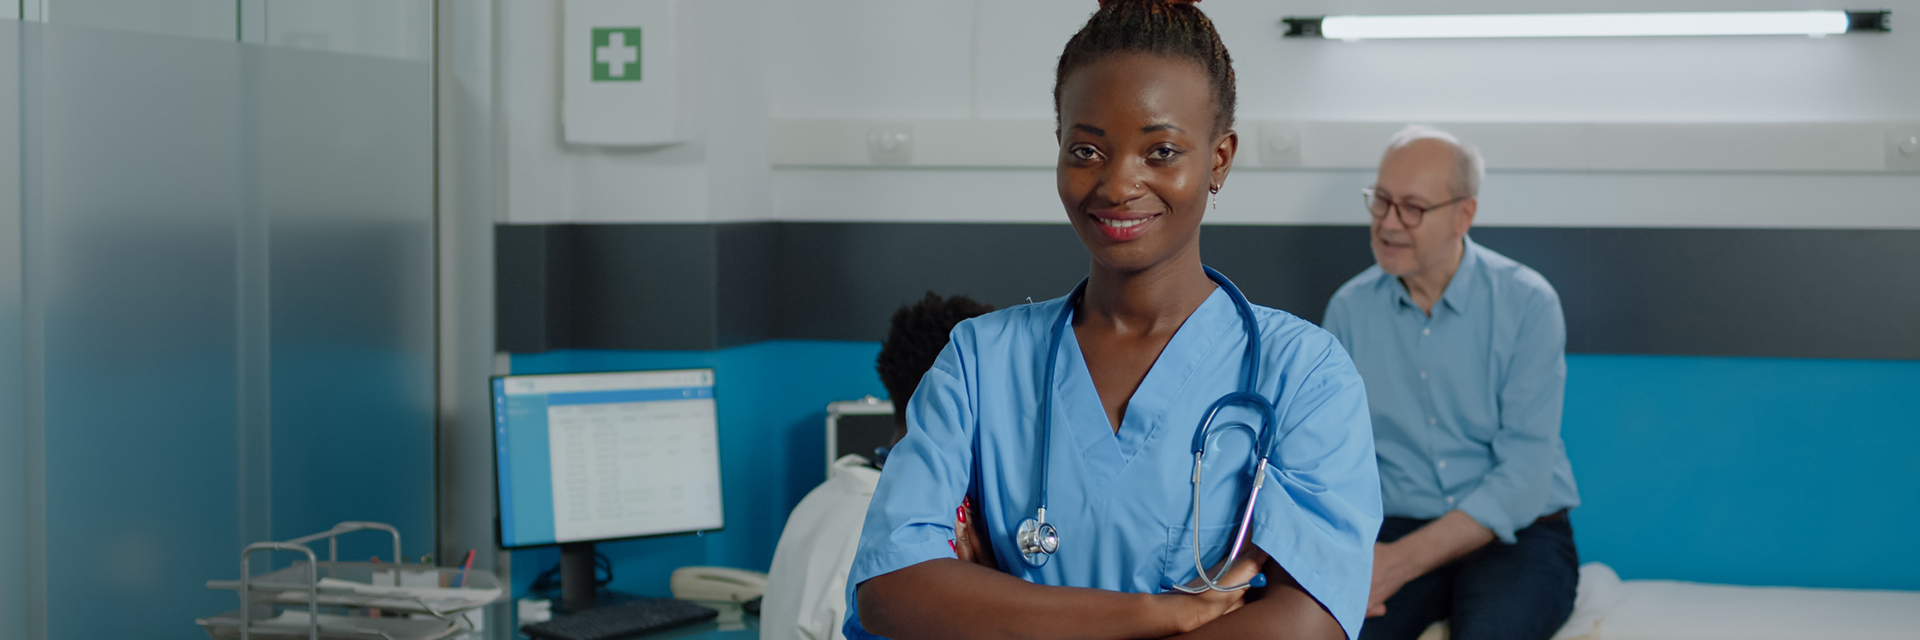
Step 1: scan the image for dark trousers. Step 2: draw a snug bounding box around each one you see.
[1357,516,1579,640]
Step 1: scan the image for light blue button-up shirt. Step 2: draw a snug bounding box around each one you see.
[1322,237,1578,544]
[845,285,1382,639]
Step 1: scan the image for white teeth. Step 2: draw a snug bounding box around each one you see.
[1099,217,1148,229]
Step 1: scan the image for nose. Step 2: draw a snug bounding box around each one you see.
[1096,159,1150,206]
[1375,204,1408,235]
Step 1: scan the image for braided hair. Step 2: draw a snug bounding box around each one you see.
[1054,0,1237,137]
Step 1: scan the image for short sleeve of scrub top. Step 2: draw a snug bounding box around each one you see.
[844,288,1382,640]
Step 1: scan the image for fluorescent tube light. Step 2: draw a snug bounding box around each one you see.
[1282,11,1890,40]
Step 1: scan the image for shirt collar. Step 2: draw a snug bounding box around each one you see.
[831,454,880,495]
[1436,235,1483,315]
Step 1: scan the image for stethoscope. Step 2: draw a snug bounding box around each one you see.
[1013,266,1281,594]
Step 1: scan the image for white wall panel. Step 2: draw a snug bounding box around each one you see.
[499,0,1920,225]
[263,0,434,61]
[973,1,1091,118]
[773,167,1920,230]
[705,0,775,222]
[771,119,1920,174]
[752,0,1920,229]
[767,0,974,118]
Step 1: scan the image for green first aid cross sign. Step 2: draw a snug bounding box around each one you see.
[592,27,642,82]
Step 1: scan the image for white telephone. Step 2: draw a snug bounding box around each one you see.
[669,566,768,603]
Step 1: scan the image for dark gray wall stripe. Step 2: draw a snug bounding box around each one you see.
[1474,227,1920,360]
[715,223,779,347]
[494,225,550,351]
[497,223,1920,360]
[497,224,718,351]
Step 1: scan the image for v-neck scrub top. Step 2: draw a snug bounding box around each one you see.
[843,286,1383,640]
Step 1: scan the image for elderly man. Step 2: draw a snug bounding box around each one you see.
[1323,126,1580,640]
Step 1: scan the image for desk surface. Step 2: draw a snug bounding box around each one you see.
[502,600,760,640]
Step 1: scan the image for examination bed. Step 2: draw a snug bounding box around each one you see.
[1417,563,1920,640]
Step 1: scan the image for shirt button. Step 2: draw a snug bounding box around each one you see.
[1446,496,1455,504]
[1423,328,1431,336]
[1438,460,1448,470]
[1429,417,1437,425]
[1420,372,1428,379]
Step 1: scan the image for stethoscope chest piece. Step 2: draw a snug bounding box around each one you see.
[1016,515,1059,567]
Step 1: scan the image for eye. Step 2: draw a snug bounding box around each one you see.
[1069,145,1100,161]
[1149,145,1182,161]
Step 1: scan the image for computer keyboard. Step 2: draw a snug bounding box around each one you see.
[521,598,719,640]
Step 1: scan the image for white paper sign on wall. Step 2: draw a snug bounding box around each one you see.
[564,0,678,146]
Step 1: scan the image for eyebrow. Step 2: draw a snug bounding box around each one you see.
[1142,123,1184,134]
[1071,124,1106,136]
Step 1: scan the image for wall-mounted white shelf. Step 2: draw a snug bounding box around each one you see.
[770,119,1920,173]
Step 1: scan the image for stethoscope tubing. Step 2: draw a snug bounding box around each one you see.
[1019,267,1279,593]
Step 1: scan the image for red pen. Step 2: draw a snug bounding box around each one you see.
[456,549,475,588]
[369,557,383,617]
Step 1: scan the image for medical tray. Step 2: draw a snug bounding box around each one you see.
[206,561,503,618]
[195,609,466,640]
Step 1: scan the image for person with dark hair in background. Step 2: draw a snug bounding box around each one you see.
[761,292,994,640]
[843,2,1381,639]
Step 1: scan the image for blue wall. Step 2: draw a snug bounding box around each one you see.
[509,341,885,598]
[1564,354,1920,591]
[513,343,1920,595]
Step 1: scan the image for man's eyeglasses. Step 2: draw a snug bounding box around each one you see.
[1363,187,1467,228]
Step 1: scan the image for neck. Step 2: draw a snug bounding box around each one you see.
[1400,238,1466,315]
[1080,242,1214,334]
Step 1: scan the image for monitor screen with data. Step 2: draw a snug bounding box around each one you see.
[492,369,723,548]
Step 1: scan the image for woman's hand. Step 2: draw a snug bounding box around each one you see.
[951,497,998,570]
[1157,545,1270,633]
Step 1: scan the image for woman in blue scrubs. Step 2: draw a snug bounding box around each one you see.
[845,2,1381,638]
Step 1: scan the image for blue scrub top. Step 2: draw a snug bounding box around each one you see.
[844,285,1383,640]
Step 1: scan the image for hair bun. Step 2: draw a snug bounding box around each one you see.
[1097,0,1199,7]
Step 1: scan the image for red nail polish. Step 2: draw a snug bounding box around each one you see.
[957,506,966,524]
[949,540,957,552]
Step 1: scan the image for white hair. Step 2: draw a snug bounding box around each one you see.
[1383,125,1485,199]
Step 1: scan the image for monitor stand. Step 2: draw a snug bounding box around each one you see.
[558,541,643,613]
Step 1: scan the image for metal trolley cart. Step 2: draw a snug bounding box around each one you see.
[197,522,503,640]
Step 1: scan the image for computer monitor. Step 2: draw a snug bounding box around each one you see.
[826,397,895,472]
[492,368,723,611]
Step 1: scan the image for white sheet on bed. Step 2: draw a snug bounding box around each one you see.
[1413,562,1920,640]
[1604,576,1920,640]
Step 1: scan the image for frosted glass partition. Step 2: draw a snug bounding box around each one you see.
[263,0,434,61]
[1,19,27,640]
[256,40,436,565]
[4,13,433,639]
[29,23,247,637]
[36,0,236,40]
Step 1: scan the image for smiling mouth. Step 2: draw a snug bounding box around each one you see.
[1089,212,1160,241]
[1097,215,1156,229]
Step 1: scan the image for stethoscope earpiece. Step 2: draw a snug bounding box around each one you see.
[1013,267,1278,595]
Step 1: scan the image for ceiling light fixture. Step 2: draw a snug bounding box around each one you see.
[1282,10,1890,40]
